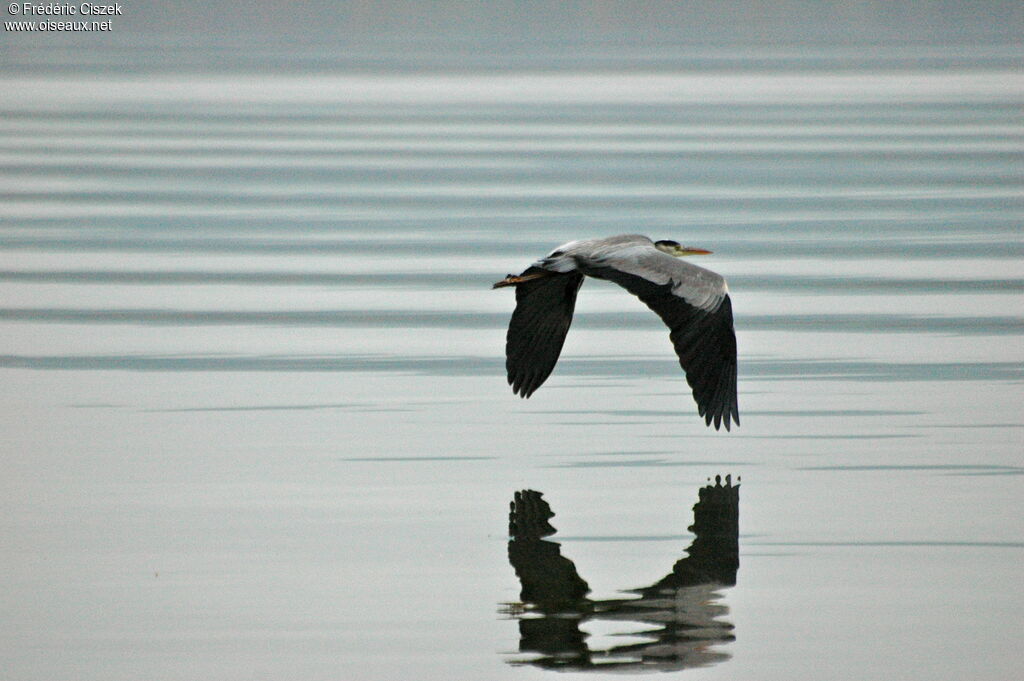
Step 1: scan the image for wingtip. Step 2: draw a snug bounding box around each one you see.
[703,409,737,431]
[508,376,536,399]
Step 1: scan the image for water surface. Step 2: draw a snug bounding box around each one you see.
[1,44,1022,681]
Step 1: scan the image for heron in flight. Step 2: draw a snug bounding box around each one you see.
[493,234,738,430]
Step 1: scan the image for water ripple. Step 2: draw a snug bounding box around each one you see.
[0,307,1018,335]
[1,353,1019,382]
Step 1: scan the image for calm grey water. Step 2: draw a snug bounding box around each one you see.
[1,51,1023,680]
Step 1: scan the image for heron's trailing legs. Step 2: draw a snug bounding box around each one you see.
[492,272,551,289]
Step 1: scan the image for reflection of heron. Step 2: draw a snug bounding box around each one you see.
[494,235,738,430]
[503,476,740,672]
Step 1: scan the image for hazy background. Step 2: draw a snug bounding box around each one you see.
[4,1,1023,72]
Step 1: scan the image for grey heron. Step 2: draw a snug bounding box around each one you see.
[493,234,738,430]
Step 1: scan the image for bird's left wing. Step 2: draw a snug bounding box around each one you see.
[505,267,585,398]
[584,252,739,430]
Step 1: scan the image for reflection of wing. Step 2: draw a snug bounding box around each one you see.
[505,267,585,398]
[508,490,557,539]
[504,477,739,672]
[584,259,739,430]
[507,490,589,610]
[661,474,741,587]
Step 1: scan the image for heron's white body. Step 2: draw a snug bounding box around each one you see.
[534,234,729,312]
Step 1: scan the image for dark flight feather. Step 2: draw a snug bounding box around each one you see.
[505,267,585,398]
[582,265,739,430]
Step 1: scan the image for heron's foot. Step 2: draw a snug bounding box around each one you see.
[492,276,517,288]
[492,272,549,289]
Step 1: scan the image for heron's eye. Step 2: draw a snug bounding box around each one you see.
[549,250,565,257]
[655,240,680,249]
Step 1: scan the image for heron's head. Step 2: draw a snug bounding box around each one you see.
[654,240,713,257]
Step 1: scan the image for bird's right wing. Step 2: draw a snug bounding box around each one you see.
[505,267,585,398]
[584,255,739,430]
